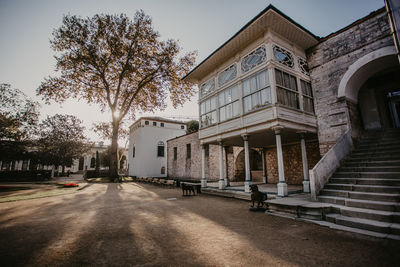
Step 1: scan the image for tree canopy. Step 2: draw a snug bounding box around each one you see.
[38,11,196,179]
[36,114,89,170]
[0,83,40,162]
[186,120,199,133]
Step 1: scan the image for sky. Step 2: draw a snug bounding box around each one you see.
[0,0,385,143]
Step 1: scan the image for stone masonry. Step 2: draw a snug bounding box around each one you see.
[307,8,393,155]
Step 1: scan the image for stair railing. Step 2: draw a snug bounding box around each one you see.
[310,128,353,200]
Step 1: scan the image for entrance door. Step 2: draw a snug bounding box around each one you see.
[388,91,400,128]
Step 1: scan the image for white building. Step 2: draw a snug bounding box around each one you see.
[128,117,187,178]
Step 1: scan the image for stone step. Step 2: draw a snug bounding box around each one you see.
[330,177,400,186]
[324,183,400,193]
[320,189,400,202]
[357,143,400,150]
[325,213,400,235]
[330,205,400,223]
[350,151,400,158]
[343,160,400,167]
[318,196,400,211]
[338,166,400,172]
[347,154,400,161]
[333,172,400,178]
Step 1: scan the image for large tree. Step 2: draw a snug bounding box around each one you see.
[37,114,89,174]
[0,83,40,163]
[38,11,196,180]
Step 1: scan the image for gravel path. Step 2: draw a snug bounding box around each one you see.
[0,183,399,266]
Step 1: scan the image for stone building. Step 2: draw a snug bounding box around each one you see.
[176,4,399,198]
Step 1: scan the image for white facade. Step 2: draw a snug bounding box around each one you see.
[128,117,187,177]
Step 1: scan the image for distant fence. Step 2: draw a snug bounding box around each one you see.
[0,170,52,182]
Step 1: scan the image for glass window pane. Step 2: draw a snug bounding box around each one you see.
[243,78,251,96]
[226,88,232,103]
[283,72,290,88]
[251,92,260,109]
[261,88,271,105]
[231,85,239,100]
[219,106,226,122]
[258,70,269,88]
[210,97,216,110]
[211,111,217,124]
[200,102,205,115]
[250,75,257,93]
[219,92,225,106]
[233,101,240,117]
[226,103,232,119]
[205,99,211,113]
[290,76,297,91]
[243,95,251,113]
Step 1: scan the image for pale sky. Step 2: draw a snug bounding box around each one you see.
[0,0,384,143]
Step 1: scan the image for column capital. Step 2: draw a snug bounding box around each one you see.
[296,130,307,139]
[241,134,250,141]
[272,126,284,134]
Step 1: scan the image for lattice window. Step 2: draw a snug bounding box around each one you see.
[275,69,299,109]
[298,58,309,75]
[218,64,237,87]
[273,46,294,68]
[300,79,314,113]
[200,78,215,97]
[241,46,267,73]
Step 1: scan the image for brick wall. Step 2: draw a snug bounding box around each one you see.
[307,9,393,155]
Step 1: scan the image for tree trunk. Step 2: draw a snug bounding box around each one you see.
[109,120,120,181]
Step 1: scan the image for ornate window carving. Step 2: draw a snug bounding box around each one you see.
[241,46,266,73]
[218,64,237,87]
[200,78,215,97]
[298,58,309,75]
[273,45,294,68]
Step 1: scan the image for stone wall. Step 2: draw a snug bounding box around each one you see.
[264,141,321,185]
[307,8,394,155]
[167,132,235,181]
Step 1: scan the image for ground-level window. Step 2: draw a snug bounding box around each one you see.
[145,120,149,125]
[186,144,191,159]
[173,147,177,160]
[161,123,164,127]
[181,125,185,129]
[157,141,165,157]
[161,166,165,174]
[275,68,299,109]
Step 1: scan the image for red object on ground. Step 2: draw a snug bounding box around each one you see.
[63,183,79,187]
[0,185,10,189]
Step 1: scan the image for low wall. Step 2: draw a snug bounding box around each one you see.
[310,129,353,200]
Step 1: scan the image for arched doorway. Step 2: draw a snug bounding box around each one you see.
[234,149,262,181]
[338,46,400,131]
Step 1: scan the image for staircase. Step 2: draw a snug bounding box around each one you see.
[318,128,400,237]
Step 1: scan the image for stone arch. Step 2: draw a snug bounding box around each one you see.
[233,148,262,181]
[338,46,398,103]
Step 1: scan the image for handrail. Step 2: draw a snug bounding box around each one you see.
[309,129,353,200]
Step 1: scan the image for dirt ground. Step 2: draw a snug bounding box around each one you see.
[0,183,399,267]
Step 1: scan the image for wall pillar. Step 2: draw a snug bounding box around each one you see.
[201,144,207,188]
[273,127,288,196]
[261,148,267,183]
[218,142,225,189]
[224,146,230,187]
[299,133,310,193]
[243,135,251,193]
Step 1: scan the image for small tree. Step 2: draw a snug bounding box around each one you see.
[37,114,90,175]
[186,120,199,133]
[38,12,196,180]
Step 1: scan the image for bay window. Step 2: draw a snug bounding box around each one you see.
[242,69,271,113]
[300,79,314,113]
[219,84,240,121]
[275,69,300,109]
[200,96,217,128]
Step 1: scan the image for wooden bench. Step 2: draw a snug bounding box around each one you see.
[181,182,201,196]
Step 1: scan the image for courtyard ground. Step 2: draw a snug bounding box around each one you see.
[0,182,399,266]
